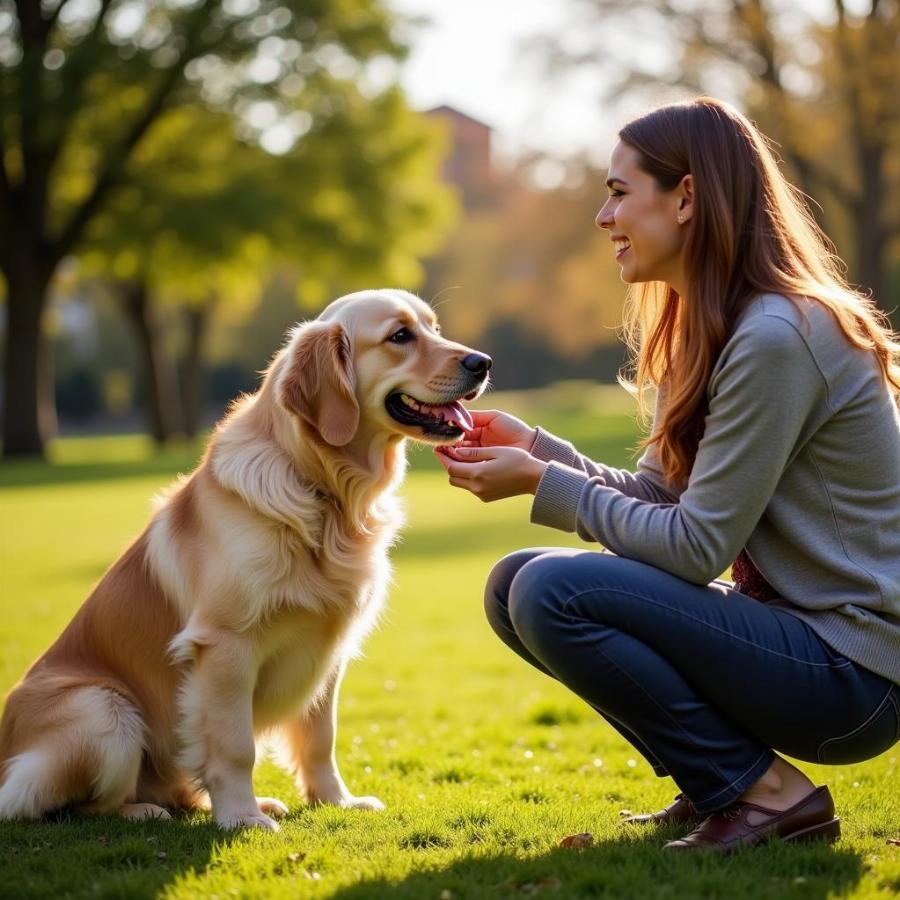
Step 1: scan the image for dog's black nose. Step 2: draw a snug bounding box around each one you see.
[461,352,492,375]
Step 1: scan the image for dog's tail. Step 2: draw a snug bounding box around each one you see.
[0,674,145,820]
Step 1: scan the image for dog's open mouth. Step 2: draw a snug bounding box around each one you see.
[385,391,476,438]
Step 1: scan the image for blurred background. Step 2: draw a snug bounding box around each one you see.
[0,0,897,459]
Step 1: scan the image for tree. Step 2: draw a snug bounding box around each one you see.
[535,0,899,311]
[79,89,453,439]
[0,0,423,457]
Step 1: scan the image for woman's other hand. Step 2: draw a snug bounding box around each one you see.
[434,445,548,502]
[459,410,538,452]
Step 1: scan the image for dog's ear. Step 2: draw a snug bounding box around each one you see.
[280,322,359,446]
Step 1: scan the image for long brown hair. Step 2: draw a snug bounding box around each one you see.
[618,96,900,487]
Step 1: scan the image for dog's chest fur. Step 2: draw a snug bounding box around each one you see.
[235,497,399,726]
[152,466,401,726]
[227,482,398,616]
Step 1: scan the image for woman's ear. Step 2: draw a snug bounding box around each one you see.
[676,174,694,224]
[279,322,360,446]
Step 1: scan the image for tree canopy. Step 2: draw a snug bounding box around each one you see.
[0,0,452,457]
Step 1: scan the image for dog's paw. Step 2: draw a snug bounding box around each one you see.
[256,797,289,818]
[118,802,172,821]
[305,788,385,810]
[341,794,385,811]
[215,809,281,831]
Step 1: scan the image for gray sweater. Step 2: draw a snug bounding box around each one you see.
[530,293,900,685]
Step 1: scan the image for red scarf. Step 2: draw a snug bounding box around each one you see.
[731,549,780,602]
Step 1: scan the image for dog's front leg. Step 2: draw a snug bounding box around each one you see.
[283,660,384,811]
[188,635,283,830]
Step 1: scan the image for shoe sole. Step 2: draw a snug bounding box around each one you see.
[782,817,842,844]
[664,817,842,853]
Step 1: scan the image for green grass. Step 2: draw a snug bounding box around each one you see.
[1,384,898,899]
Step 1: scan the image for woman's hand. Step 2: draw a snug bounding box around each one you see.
[458,410,538,452]
[434,445,548,502]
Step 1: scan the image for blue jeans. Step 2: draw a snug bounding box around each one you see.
[485,548,900,814]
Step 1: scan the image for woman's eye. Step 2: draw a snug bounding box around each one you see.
[609,189,624,198]
[389,327,414,344]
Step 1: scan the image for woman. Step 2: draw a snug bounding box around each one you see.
[435,97,900,853]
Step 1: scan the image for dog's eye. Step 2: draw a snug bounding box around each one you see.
[388,327,414,345]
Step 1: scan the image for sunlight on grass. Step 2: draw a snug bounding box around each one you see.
[1,384,897,900]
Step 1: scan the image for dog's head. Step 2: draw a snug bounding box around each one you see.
[277,289,491,447]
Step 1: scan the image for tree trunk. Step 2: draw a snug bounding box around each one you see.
[182,300,211,439]
[1,263,56,459]
[119,280,183,445]
[854,144,889,305]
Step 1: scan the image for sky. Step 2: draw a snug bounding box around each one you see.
[384,0,844,171]
[385,0,620,168]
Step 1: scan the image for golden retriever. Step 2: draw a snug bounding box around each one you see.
[0,289,490,830]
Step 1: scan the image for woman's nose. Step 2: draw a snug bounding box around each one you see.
[595,203,613,230]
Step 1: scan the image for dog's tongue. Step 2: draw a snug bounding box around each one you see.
[441,401,474,432]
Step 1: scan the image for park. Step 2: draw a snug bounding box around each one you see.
[2,385,898,897]
[1,1,899,898]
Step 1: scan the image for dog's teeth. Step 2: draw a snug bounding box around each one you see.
[400,393,427,412]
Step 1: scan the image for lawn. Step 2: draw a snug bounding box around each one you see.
[1,383,897,900]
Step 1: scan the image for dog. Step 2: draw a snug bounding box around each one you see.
[0,289,491,830]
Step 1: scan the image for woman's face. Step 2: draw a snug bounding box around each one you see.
[596,140,689,291]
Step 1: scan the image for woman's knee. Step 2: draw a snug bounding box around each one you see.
[507,550,627,646]
[506,551,580,643]
[484,548,555,634]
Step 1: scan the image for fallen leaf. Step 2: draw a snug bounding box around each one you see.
[286,852,306,863]
[559,832,594,849]
[519,877,561,894]
[887,838,900,846]
[439,891,456,900]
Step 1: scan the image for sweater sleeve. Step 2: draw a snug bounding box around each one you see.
[530,315,828,584]
[530,388,682,505]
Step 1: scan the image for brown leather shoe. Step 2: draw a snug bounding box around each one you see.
[664,785,840,853]
[621,793,702,827]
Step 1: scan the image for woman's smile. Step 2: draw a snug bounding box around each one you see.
[613,236,632,260]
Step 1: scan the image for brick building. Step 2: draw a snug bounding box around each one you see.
[424,105,499,210]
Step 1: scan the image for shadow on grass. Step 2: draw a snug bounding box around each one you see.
[0,813,866,900]
[0,810,237,900]
[331,833,865,900]
[0,450,205,489]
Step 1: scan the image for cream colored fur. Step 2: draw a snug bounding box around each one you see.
[0,289,488,830]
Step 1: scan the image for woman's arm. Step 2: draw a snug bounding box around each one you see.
[530,386,683,505]
[448,403,681,505]
[531,315,827,583]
